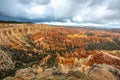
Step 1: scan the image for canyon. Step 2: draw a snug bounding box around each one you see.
[0,23,120,80]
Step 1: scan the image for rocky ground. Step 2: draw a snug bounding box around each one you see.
[3,64,120,80]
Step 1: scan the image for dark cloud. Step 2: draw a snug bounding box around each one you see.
[89,0,105,6]
[19,0,50,5]
[0,0,27,17]
[108,0,120,10]
[0,0,120,28]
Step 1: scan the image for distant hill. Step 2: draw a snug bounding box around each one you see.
[0,20,32,23]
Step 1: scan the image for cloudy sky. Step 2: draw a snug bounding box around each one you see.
[0,0,120,28]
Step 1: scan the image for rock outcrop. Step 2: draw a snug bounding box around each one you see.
[86,64,120,80]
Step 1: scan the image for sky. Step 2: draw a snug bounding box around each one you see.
[0,0,120,28]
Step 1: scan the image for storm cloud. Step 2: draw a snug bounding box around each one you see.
[0,0,120,28]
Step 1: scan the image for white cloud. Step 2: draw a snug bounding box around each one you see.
[41,21,105,27]
[26,5,45,19]
[0,0,120,28]
[73,16,83,22]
